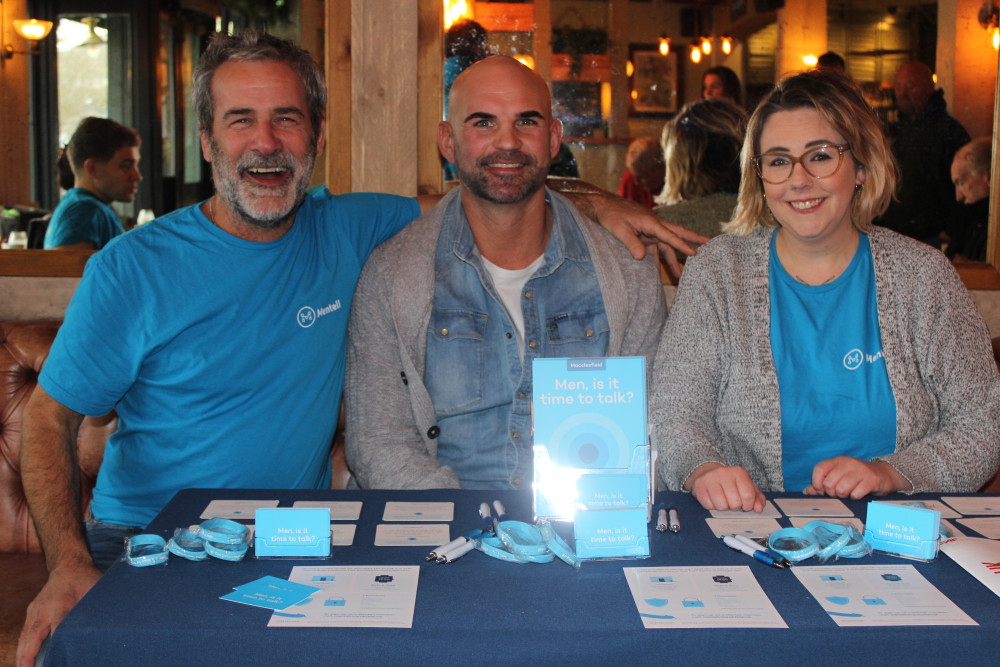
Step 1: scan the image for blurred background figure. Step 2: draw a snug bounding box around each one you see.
[654,98,747,239]
[617,137,665,209]
[701,66,742,108]
[56,147,76,191]
[444,19,490,118]
[878,61,970,245]
[816,51,846,73]
[944,136,992,262]
[44,117,141,250]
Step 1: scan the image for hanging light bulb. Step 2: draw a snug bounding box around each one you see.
[721,36,732,55]
[700,37,712,55]
[658,34,670,56]
[690,44,702,64]
[994,26,999,50]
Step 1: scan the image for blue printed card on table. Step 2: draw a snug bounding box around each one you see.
[532,357,650,559]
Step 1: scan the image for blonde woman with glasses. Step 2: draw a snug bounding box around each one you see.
[651,69,1000,512]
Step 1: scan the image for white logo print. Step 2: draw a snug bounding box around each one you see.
[843,349,864,370]
[296,300,342,328]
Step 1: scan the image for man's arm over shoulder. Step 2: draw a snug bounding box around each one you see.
[344,251,461,490]
[17,386,102,667]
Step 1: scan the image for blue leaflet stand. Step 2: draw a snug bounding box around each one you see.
[863,501,940,561]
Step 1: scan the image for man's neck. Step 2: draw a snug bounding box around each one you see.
[460,188,551,269]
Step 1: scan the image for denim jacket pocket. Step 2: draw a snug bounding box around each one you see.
[426,309,488,413]
[545,310,610,356]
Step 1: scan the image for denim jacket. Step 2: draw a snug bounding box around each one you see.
[425,195,611,489]
[345,188,666,490]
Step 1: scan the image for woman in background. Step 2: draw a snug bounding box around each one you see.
[654,97,746,238]
[701,65,742,107]
[652,69,1000,512]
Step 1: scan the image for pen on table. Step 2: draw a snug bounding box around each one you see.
[479,502,494,534]
[655,504,668,533]
[493,500,509,523]
[668,507,680,533]
[721,535,786,569]
[731,534,792,568]
[433,529,484,563]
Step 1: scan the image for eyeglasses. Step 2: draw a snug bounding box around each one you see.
[752,144,851,184]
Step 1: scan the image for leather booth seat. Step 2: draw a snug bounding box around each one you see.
[0,320,350,663]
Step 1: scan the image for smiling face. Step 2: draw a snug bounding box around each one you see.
[439,56,561,207]
[201,59,324,230]
[759,108,864,247]
[88,145,142,204]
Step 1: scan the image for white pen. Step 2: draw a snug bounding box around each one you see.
[732,534,792,567]
[655,504,668,533]
[721,535,785,569]
[668,507,680,533]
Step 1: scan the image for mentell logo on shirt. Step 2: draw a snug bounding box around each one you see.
[842,348,884,371]
[296,300,341,328]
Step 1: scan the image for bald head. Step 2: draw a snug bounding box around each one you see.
[439,55,561,206]
[625,137,665,194]
[894,61,935,118]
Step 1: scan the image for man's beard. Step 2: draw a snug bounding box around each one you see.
[209,135,316,229]
[455,150,548,205]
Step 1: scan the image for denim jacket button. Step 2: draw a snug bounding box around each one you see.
[427,425,440,439]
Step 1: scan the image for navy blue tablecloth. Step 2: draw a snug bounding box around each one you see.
[45,489,1000,665]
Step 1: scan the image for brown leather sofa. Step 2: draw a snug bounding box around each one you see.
[0,320,350,664]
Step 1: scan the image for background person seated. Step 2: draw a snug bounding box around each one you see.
[943,135,991,262]
[701,66,742,107]
[344,56,666,490]
[652,69,1000,513]
[654,98,746,239]
[43,117,141,250]
[617,137,665,209]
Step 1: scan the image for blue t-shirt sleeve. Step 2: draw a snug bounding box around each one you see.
[320,192,420,262]
[40,250,146,416]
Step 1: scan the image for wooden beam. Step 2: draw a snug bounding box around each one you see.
[325,0,351,194]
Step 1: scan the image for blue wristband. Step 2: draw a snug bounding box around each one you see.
[197,518,249,545]
[768,527,819,562]
[125,534,169,567]
[167,529,208,561]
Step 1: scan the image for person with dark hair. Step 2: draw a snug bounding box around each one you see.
[816,51,846,72]
[701,65,742,107]
[43,117,141,250]
[654,97,747,237]
[56,147,75,191]
[652,69,999,512]
[444,19,490,118]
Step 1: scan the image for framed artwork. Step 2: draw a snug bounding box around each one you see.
[629,46,677,116]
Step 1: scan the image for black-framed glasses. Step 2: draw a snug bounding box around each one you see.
[752,144,851,184]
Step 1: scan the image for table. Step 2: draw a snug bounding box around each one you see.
[46,489,1000,665]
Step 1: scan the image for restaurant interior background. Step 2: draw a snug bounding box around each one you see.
[1,0,999,332]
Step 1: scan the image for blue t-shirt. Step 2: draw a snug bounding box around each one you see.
[41,192,420,526]
[769,232,896,492]
[44,188,124,249]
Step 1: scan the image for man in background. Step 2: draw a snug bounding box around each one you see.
[879,61,970,244]
[945,136,991,262]
[617,137,665,209]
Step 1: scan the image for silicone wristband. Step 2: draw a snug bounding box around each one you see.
[126,534,169,567]
[167,529,208,561]
[768,527,819,562]
[197,518,249,545]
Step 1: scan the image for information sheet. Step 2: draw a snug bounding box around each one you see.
[267,566,419,628]
[200,499,278,519]
[623,566,787,629]
[791,564,976,627]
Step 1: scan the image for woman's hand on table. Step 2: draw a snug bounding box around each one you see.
[685,462,767,512]
[804,456,911,499]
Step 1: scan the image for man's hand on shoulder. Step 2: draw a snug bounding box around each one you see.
[17,562,101,667]
[551,179,709,280]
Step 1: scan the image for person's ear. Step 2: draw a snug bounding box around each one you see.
[200,128,213,163]
[438,121,456,164]
[550,118,563,162]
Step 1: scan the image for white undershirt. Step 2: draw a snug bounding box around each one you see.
[480,253,546,357]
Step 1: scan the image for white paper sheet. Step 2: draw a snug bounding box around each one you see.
[956,517,1000,539]
[382,501,454,522]
[623,566,787,629]
[705,517,783,539]
[267,566,420,628]
[292,500,363,520]
[791,564,976,626]
[199,499,279,520]
[374,523,451,546]
[789,516,865,532]
[773,498,853,517]
[940,497,1000,516]
[708,501,781,519]
[940,537,1000,597]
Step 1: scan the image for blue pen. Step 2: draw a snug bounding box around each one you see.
[732,533,791,568]
[722,535,786,569]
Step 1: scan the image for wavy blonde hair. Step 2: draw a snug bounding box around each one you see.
[656,98,747,206]
[724,69,897,236]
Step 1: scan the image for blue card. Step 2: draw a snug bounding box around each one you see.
[222,576,319,610]
[254,507,331,558]
[864,501,941,561]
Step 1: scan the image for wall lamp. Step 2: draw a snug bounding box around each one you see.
[979,2,1000,50]
[3,16,53,59]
